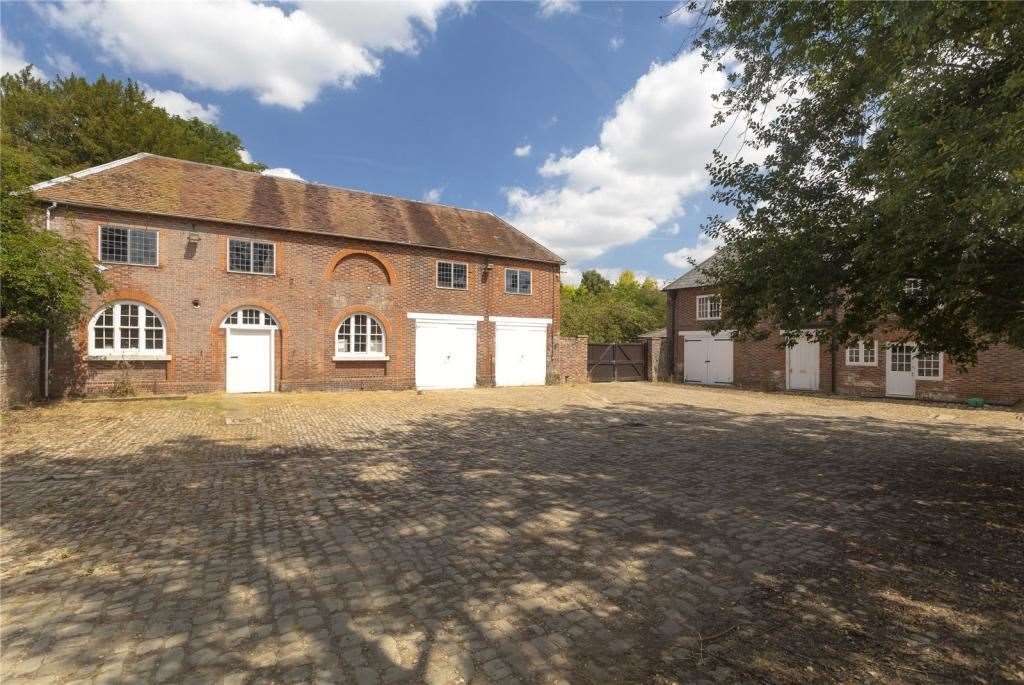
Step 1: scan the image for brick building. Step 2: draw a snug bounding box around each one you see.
[664,256,1024,405]
[29,154,564,396]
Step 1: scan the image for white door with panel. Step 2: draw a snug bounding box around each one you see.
[222,307,278,393]
[786,337,820,391]
[493,317,551,386]
[681,332,733,385]
[885,343,916,397]
[226,329,274,393]
[409,313,481,390]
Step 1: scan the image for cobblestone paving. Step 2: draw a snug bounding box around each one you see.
[2,384,1023,684]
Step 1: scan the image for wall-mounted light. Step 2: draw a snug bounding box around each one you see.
[192,299,201,309]
[187,232,201,243]
[484,261,493,271]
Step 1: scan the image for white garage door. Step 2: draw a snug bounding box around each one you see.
[493,316,551,386]
[681,331,733,385]
[409,313,482,390]
[786,334,820,391]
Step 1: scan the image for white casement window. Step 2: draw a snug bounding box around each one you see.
[904,278,923,294]
[436,261,468,290]
[88,302,168,358]
[915,351,943,380]
[335,314,387,360]
[228,238,276,275]
[696,294,722,321]
[505,268,532,295]
[99,226,158,266]
[222,308,278,328]
[845,341,877,366]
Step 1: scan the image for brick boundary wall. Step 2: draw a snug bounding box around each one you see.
[1,336,40,408]
[553,335,589,384]
[648,336,671,382]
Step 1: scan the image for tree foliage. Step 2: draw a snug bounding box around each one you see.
[689,1,1024,364]
[561,270,666,343]
[1,68,263,342]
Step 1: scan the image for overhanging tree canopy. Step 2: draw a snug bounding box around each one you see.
[687,1,1024,365]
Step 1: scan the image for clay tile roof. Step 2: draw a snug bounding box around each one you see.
[31,153,564,264]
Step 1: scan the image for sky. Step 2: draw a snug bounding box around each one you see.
[1,0,736,285]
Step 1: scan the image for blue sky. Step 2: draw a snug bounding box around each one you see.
[1,1,734,284]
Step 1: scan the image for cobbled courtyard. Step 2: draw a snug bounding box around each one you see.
[2,383,1022,684]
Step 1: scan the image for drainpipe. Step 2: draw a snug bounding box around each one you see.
[43,202,58,400]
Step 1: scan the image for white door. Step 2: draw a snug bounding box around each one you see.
[495,322,548,386]
[683,335,708,383]
[886,343,916,397]
[226,328,273,393]
[682,333,734,385]
[413,316,478,389]
[786,337,820,391]
[709,337,734,384]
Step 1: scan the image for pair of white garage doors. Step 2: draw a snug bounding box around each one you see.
[410,313,549,390]
[681,330,821,391]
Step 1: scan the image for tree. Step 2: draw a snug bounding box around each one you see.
[561,270,666,343]
[1,68,263,343]
[579,269,612,296]
[688,1,1024,364]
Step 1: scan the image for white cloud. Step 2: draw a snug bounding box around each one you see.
[538,0,579,18]
[262,167,305,181]
[45,51,81,75]
[142,84,220,123]
[513,144,532,158]
[609,36,624,51]
[664,232,723,270]
[664,223,681,236]
[238,149,254,164]
[1,30,45,79]
[40,0,466,109]
[505,50,747,263]
[422,187,444,203]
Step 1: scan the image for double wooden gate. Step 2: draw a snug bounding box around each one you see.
[587,343,646,382]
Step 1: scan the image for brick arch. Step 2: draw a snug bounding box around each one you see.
[209,300,290,386]
[82,289,178,380]
[323,249,397,286]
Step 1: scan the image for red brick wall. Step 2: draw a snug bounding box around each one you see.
[669,285,1023,404]
[553,336,589,384]
[49,206,561,395]
[1,336,40,407]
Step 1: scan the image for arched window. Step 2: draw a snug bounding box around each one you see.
[221,307,278,328]
[335,314,386,359]
[89,302,167,356]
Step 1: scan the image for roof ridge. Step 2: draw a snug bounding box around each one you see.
[141,153,499,218]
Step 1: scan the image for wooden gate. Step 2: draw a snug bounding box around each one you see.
[588,343,646,382]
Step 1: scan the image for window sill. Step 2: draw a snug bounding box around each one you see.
[99,260,159,268]
[695,317,722,321]
[87,354,172,362]
[845,362,877,367]
[333,354,389,362]
[227,269,277,276]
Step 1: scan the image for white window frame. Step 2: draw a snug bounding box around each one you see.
[696,294,722,321]
[334,313,388,361]
[845,341,878,366]
[436,260,469,290]
[904,278,923,294]
[87,301,170,360]
[914,350,943,381]
[220,307,279,329]
[98,225,159,267]
[227,237,276,275]
[504,268,533,295]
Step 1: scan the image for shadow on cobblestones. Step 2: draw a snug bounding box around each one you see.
[2,396,1023,683]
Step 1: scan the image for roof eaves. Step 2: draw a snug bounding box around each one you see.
[486,212,566,264]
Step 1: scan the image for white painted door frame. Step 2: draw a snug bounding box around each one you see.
[785,330,820,391]
[885,342,917,398]
[490,316,552,387]
[679,330,734,385]
[224,326,275,393]
[408,312,483,390]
